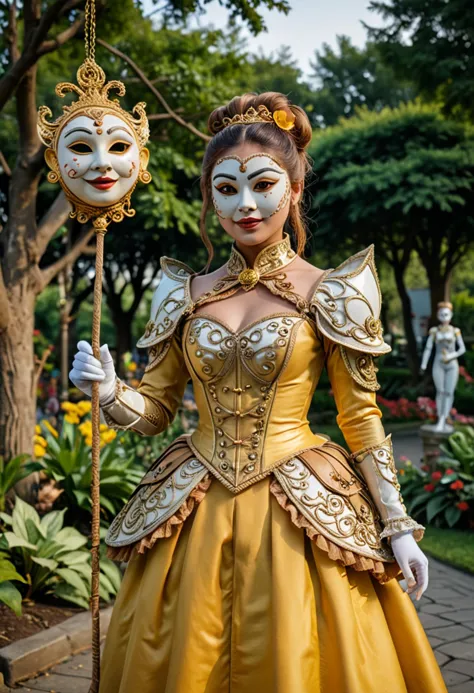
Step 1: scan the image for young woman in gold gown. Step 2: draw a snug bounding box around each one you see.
[70,92,447,693]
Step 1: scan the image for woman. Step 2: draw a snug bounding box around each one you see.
[70,93,447,693]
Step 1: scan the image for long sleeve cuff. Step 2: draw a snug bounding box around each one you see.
[352,434,425,541]
[101,379,166,436]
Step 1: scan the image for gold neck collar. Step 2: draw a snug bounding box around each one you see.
[226,233,296,291]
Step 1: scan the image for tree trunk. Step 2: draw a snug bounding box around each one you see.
[426,264,452,325]
[392,262,420,381]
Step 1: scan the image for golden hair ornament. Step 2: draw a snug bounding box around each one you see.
[213,104,296,133]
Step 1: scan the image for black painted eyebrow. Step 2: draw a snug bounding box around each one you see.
[213,173,237,181]
[65,127,93,138]
[247,167,284,180]
[107,125,133,136]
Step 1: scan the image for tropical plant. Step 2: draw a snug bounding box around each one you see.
[0,555,27,617]
[0,454,34,512]
[29,403,143,525]
[440,427,474,476]
[0,498,121,609]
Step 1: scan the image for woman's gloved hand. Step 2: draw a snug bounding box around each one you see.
[69,341,116,404]
[391,531,429,600]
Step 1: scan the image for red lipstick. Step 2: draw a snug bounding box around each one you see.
[236,217,262,230]
[86,176,117,190]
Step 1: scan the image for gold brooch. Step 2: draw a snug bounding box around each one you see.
[238,268,260,291]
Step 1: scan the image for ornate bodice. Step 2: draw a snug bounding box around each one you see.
[183,313,326,492]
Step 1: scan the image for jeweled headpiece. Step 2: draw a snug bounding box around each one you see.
[213,105,296,133]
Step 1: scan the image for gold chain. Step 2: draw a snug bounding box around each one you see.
[84,0,96,62]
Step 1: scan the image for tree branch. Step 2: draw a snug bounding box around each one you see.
[37,15,84,57]
[36,192,72,259]
[39,227,95,290]
[0,151,12,176]
[96,38,211,142]
[7,0,20,65]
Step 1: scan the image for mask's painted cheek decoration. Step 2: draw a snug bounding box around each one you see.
[211,153,291,221]
[57,113,141,208]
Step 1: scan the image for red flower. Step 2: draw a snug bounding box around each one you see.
[421,464,430,472]
[445,469,455,476]
[457,502,469,511]
[424,483,435,492]
[33,329,40,336]
[431,471,442,481]
[450,480,464,490]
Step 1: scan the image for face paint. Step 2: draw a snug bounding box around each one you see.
[211,154,290,222]
[57,113,140,207]
[437,307,453,324]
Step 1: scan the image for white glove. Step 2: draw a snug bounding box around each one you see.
[391,531,429,600]
[69,341,116,404]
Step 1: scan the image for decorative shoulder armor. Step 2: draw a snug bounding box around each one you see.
[310,245,391,356]
[136,257,194,370]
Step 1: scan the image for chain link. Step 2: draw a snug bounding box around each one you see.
[84,0,96,62]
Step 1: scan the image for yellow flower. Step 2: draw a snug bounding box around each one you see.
[34,444,46,458]
[41,419,59,438]
[127,362,137,373]
[76,400,92,417]
[100,430,117,445]
[405,460,412,467]
[79,421,92,436]
[35,424,41,435]
[61,402,79,414]
[85,436,93,446]
[34,434,47,448]
[99,423,108,432]
[399,469,405,476]
[273,109,296,131]
[64,412,80,425]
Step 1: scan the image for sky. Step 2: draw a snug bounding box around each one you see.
[144,0,384,77]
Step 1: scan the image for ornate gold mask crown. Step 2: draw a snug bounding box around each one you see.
[437,301,453,309]
[213,105,296,133]
[37,60,149,151]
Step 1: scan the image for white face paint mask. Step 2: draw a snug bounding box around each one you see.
[57,113,141,207]
[211,154,291,221]
[437,307,453,324]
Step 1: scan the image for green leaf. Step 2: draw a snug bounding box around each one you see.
[32,556,59,571]
[12,497,40,542]
[0,512,12,526]
[59,551,89,566]
[426,495,452,523]
[54,583,89,610]
[445,506,462,528]
[0,559,27,584]
[100,560,122,593]
[56,568,90,600]
[0,581,23,617]
[3,532,38,551]
[40,509,66,537]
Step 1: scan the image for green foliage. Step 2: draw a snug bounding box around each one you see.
[30,412,143,526]
[440,427,474,476]
[453,292,474,338]
[0,455,33,513]
[0,498,121,609]
[0,556,27,617]
[310,36,414,127]
[119,417,185,468]
[420,527,474,575]
[368,0,474,116]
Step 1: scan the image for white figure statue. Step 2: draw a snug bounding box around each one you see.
[420,301,466,432]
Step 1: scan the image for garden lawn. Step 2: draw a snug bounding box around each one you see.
[420,527,474,575]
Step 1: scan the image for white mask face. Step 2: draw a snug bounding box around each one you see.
[57,113,141,207]
[211,154,290,221]
[437,307,453,324]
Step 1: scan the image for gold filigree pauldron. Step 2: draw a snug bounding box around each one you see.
[340,347,380,391]
[184,314,303,492]
[310,245,391,357]
[353,435,425,541]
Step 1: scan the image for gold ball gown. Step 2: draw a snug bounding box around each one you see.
[99,235,447,693]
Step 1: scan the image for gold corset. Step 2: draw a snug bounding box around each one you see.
[183,313,326,492]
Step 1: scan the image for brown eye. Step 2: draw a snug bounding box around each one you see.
[109,141,131,154]
[254,180,276,192]
[67,142,93,154]
[216,184,237,195]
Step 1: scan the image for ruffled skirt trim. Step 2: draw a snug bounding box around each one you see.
[269,477,401,584]
[106,474,212,562]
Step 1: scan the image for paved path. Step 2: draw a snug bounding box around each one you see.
[1,557,472,693]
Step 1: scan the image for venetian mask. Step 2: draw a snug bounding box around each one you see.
[437,307,453,324]
[38,60,151,224]
[212,153,290,221]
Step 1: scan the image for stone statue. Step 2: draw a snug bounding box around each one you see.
[421,301,466,432]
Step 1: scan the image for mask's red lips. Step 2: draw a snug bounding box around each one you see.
[236,217,262,229]
[85,176,118,190]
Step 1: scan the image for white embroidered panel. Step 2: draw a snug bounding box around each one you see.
[274,458,394,562]
[106,458,208,547]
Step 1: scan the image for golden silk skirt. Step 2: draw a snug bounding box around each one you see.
[100,477,447,693]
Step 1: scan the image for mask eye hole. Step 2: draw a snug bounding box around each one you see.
[109,141,131,154]
[67,142,93,154]
[254,179,277,192]
[215,183,237,195]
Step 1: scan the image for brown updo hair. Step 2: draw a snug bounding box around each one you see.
[200,92,312,269]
